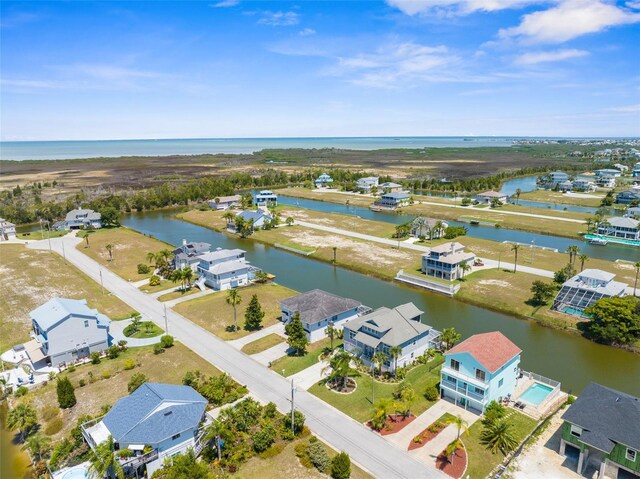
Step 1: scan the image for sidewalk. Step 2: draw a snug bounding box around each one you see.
[228,323,287,350]
[290,359,330,390]
[250,342,290,366]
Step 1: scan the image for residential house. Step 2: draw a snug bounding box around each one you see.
[232,210,273,231]
[422,242,476,281]
[626,206,640,218]
[597,217,640,240]
[356,176,379,193]
[616,190,640,205]
[595,169,622,178]
[379,182,403,193]
[315,173,334,188]
[410,217,449,239]
[374,192,411,209]
[82,383,208,477]
[172,240,211,271]
[254,190,277,207]
[27,298,111,367]
[0,218,16,241]
[196,248,251,291]
[613,163,629,173]
[207,195,241,210]
[633,163,640,178]
[343,303,441,372]
[597,176,617,188]
[559,382,640,479]
[475,190,507,204]
[440,331,521,413]
[552,269,627,316]
[280,289,365,341]
[62,209,102,230]
[572,179,597,192]
[546,171,570,187]
[558,180,574,192]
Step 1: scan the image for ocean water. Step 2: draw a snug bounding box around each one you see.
[0,137,518,161]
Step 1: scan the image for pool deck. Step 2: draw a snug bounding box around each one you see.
[50,462,90,479]
[508,375,568,420]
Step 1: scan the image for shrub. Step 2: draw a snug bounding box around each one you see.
[413,435,423,444]
[137,263,150,275]
[128,372,148,393]
[107,345,120,359]
[56,376,76,409]
[41,405,60,422]
[15,386,28,397]
[87,371,95,383]
[331,452,351,479]
[66,365,76,373]
[48,371,57,380]
[483,400,506,426]
[253,424,276,453]
[307,441,331,473]
[160,335,174,348]
[78,378,86,387]
[258,442,285,459]
[262,402,278,419]
[90,352,101,364]
[44,417,64,435]
[123,358,136,370]
[153,343,164,355]
[116,449,133,458]
[567,395,576,405]
[295,441,313,469]
[424,385,439,401]
[49,439,73,470]
[149,275,161,286]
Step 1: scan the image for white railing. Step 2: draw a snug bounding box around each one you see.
[521,370,561,389]
[395,270,459,296]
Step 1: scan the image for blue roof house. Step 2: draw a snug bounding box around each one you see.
[28,298,111,368]
[82,383,208,476]
[254,190,278,207]
[315,173,334,188]
[233,210,273,231]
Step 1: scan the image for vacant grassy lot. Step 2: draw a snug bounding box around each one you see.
[13,342,223,440]
[518,190,603,207]
[241,333,285,355]
[158,286,200,302]
[77,227,172,281]
[0,244,132,352]
[465,411,538,479]
[273,338,342,377]
[17,229,68,240]
[309,362,442,423]
[174,283,296,340]
[276,187,373,208]
[138,278,177,294]
[175,209,230,232]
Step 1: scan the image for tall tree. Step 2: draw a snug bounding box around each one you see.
[440,327,461,349]
[7,404,37,441]
[105,243,114,261]
[388,345,403,377]
[634,262,640,297]
[578,254,589,272]
[244,294,265,331]
[446,415,469,440]
[225,288,242,332]
[567,245,580,267]
[87,436,124,479]
[511,243,520,273]
[372,351,387,377]
[24,432,51,462]
[56,376,76,409]
[458,260,471,279]
[445,439,463,465]
[514,188,522,205]
[530,280,556,305]
[285,312,309,356]
[584,296,640,345]
[321,351,358,391]
[325,322,337,351]
[222,210,235,226]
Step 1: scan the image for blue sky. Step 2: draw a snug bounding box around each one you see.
[1,0,639,140]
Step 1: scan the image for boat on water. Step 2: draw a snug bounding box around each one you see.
[589,238,608,245]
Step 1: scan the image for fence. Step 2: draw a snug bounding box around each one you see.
[395,270,460,296]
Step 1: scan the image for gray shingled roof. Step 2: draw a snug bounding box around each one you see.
[102,383,207,445]
[280,289,361,325]
[562,383,640,453]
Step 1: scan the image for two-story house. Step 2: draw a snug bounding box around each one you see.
[315,173,334,188]
[82,383,208,477]
[196,248,250,290]
[422,242,476,281]
[172,240,212,271]
[595,169,622,178]
[597,217,640,240]
[552,269,627,316]
[356,176,379,193]
[27,298,111,367]
[208,195,241,210]
[379,182,403,193]
[254,190,278,207]
[280,289,365,341]
[475,190,507,204]
[63,209,102,230]
[374,192,411,209]
[0,218,16,241]
[616,190,640,205]
[343,303,441,372]
[572,179,597,192]
[559,382,640,479]
[546,171,570,187]
[440,331,521,414]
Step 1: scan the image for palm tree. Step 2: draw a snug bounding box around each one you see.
[225,288,242,331]
[446,414,469,441]
[372,351,387,377]
[24,432,51,462]
[578,254,589,272]
[321,351,358,391]
[458,260,471,279]
[445,439,463,464]
[7,404,37,441]
[88,436,124,479]
[285,217,294,226]
[634,262,640,297]
[182,267,194,289]
[370,398,393,431]
[388,345,403,377]
[585,216,594,234]
[105,243,114,261]
[514,188,522,205]
[325,322,337,351]
[222,211,235,226]
[146,251,156,265]
[511,243,520,273]
[567,245,580,267]
[480,419,518,454]
[434,220,444,239]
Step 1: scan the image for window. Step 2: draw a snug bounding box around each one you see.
[84,320,89,328]
[475,369,486,381]
[474,387,484,396]
[172,433,181,440]
[570,425,582,438]
[498,378,504,388]
[450,359,460,371]
[626,448,637,462]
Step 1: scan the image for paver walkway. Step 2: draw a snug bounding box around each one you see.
[109,318,163,347]
[228,323,287,349]
[28,236,447,478]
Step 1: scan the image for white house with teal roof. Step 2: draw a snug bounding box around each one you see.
[82,383,208,476]
[28,298,111,367]
[254,190,277,207]
[315,173,333,188]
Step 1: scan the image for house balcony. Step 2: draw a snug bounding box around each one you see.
[440,378,488,403]
[441,366,488,389]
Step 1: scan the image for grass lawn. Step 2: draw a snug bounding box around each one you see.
[125,321,164,338]
[234,435,372,479]
[517,189,603,207]
[308,361,442,423]
[138,279,177,294]
[276,187,373,208]
[17,229,68,240]
[157,286,200,302]
[14,342,224,440]
[0,244,132,352]
[465,411,538,479]
[174,283,296,340]
[272,338,342,377]
[76,227,172,281]
[175,209,230,232]
[241,333,285,355]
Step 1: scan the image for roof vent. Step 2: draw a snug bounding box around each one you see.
[164,411,173,416]
[616,397,620,402]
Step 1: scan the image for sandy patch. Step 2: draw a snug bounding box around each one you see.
[478,279,511,288]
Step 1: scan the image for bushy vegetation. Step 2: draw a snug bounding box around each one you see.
[182,370,248,406]
[56,376,76,409]
[584,296,640,345]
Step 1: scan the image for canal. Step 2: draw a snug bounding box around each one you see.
[122,209,640,396]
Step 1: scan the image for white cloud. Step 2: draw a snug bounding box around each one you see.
[386,0,541,16]
[515,48,589,64]
[607,103,640,112]
[299,28,316,36]
[257,11,300,26]
[500,0,640,44]
[210,0,239,7]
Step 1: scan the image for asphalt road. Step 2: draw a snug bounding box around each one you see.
[27,236,447,479]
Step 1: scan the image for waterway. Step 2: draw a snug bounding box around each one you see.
[122,209,640,396]
[275,195,640,263]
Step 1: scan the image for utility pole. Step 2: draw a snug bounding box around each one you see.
[164,304,169,334]
[371,363,375,404]
[46,222,52,252]
[290,378,295,434]
[530,240,535,263]
[498,251,502,270]
[99,267,105,295]
[61,239,67,263]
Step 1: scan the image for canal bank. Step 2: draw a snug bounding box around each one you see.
[122,209,640,396]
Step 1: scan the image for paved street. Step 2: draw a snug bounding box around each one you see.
[28,236,447,479]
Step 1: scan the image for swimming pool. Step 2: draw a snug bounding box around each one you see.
[62,468,88,479]
[520,383,554,406]
[560,306,590,318]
